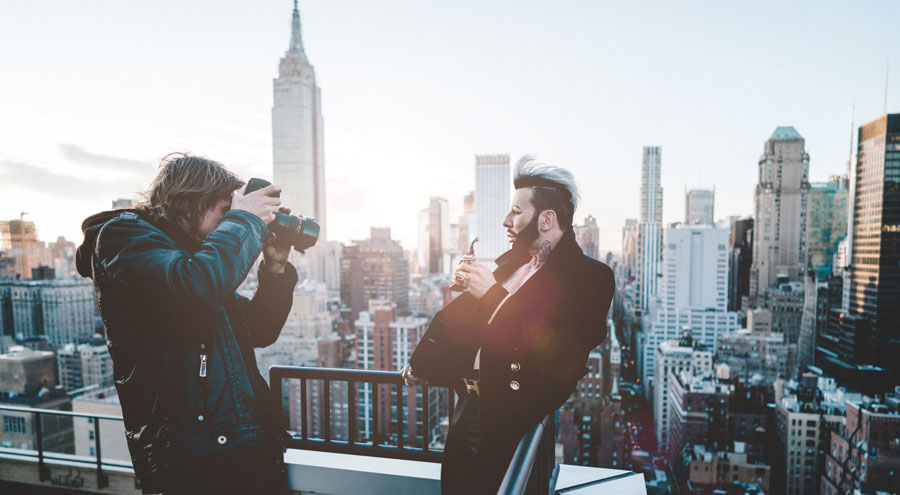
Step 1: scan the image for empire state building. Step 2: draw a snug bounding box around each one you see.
[272,0,326,240]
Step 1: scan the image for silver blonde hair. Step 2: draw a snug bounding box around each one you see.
[513,155,580,227]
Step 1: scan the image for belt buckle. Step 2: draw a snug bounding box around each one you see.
[463,378,480,396]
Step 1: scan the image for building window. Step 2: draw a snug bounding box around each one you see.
[3,416,27,434]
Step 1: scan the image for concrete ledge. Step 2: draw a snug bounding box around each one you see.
[283,450,647,495]
[284,449,440,495]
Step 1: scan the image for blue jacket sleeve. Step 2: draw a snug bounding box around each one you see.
[95,210,269,311]
[241,261,299,348]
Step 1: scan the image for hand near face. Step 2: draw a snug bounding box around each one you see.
[456,261,496,300]
[232,183,282,225]
[262,207,292,273]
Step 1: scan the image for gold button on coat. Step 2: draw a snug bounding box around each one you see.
[510,380,520,391]
[510,362,521,372]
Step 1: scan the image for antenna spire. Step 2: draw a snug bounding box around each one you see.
[288,0,308,62]
[884,55,889,115]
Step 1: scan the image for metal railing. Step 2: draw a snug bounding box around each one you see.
[0,366,558,495]
[498,415,559,495]
[0,404,129,489]
[269,365,450,462]
[270,365,557,494]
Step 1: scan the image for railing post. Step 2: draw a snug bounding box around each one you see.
[422,384,430,452]
[300,378,308,441]
[372,382,380,445]
[270,366,284,432]
[396,383,404,449]
[348,380,358,445]
[34,411,49,481]
[323,379,331,442]
[94,416,109,489]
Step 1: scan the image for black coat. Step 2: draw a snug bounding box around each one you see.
[76,209,298,493]
[410,229,615,445]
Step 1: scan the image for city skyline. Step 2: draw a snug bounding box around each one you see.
[0,1,898,254]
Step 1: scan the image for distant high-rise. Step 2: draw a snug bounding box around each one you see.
[0,278,95,346]
[272,0,325,239]
[474,154,510,262]
[355,301,437,447]
[574,215,600,260]
[636,146,663,311]
[749,127,810,305]
[653,338,713,450]
[0,218,40,280]
[640,226,739,399]
[621,218,638,280]
[340,228,410,320]
[57,336,114,392]
[457,191,475,254]
[684,188,715,226]
[111,198,133,210]
[820,113,900,390]
[807,177,848,280]
[728,217,753,311]
[427,197,450,274]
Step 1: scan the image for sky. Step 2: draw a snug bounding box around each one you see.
[0,0,897,254]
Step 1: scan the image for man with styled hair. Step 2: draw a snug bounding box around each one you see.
[407,155,615,494]
[76,153,297,494]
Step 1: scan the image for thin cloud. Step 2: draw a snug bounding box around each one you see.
[57,143,155,175]
[0,158,145,201]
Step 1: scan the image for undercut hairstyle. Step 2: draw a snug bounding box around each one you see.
[513,155,580,229]
[137,152,244,236]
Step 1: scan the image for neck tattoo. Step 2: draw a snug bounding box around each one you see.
[531,240,552,268]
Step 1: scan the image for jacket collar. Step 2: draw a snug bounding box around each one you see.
[144,213,203,253]
[493,228,582,282]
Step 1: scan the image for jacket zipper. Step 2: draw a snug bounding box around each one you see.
[198,344,208,421]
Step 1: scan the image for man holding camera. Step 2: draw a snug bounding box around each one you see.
[406,156,616,494]
[76,153,298,494]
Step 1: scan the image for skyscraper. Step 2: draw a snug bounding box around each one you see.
[820,113,900,390]
[684,188,715,226]
[749,127,810,306]
[474,154,511,262]
[427,197,450,274]
[636,146,663,311]
[0,277,95,346]
[340,228,410,320]
[574,215,600,260]
[0,217,40,280]
[639,226,739,399]
[728,217,753,311]
[272,0,325,238]
[806,177,848,280]
[621,218,638,280]
[457,191,475,254]
[355,301,438,447]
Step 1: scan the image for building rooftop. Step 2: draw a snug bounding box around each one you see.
[72,385,120,405]
[769,126,803,141]
[0,346,53,362]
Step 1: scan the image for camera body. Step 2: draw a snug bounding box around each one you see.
[245,178,319,253]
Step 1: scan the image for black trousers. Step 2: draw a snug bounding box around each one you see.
[441,386,519,495]
[158,444,289,495]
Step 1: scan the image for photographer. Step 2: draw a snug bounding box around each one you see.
[76,153,298,494]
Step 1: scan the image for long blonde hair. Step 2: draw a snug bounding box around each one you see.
[137,152,243,236]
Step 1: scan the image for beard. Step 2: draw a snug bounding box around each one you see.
[510,214,540,253]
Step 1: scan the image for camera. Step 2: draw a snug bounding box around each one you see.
[245,178,319,253]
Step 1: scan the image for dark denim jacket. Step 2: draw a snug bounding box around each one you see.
[76,209,297,492]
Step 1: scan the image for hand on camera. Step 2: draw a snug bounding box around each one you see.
[232,183,282,225]
[262,207,292,274]
[455,262,496,300]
